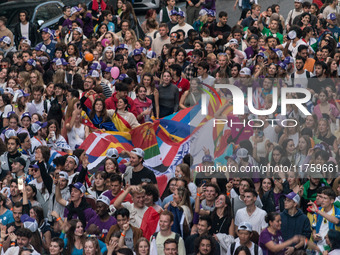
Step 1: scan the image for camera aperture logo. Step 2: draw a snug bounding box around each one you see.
[201,84,312,127]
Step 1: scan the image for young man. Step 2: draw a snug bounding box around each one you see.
[113,185,149,228]
[9,179,22,206]
[159,0,180,23]
[185,215,220,255]
[310,188,340,250]
[36,28,57,59]
[209,11,231,48]
[86,195,116,239]
[123,148,157,186]
[241,4,261,28]
[169,64,190,100]
[258,15,283,44]
[13,10,39,47]
[227,222,263,255]
[164,238,179,255]
[289,55,310,89]
[98,10,115,32]
[308,61,332,95]
[151,211,186,255]
[184,49,203,80]
[3,228,40,255]
[285,0,303,31]
[280,192,311,253]
[194,235,215,255]
[134,85,153,124]
[297,44,315,73]
[197,62,215,86]
[0,16,14,47]
[195,183,220,215]
[102,174,133,204]
[323,0,338,19]
[30,121,47,159]
[0,36,16,57]
[170,11,194,38]
[105,83,138,116]
[106,208,143,250]
[167,11,179,33]
[235,188,267,234]
[326,13,340,42]
[11,157,26,180]
[152,23,170,56]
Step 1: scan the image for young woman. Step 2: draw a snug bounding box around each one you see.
[143,184,163,213]
[29,70,45,87]
[67,44,80,60]
[49,237,64,255]
[283,171,301,194]
[61,219,86,255]
[88,171,108,199]
[209,194,234,236]
[83,237,101,255]
[165,186,193,238]
[313,88,340,123]
[44,82,55,102]
[161,177,177,201]
[316,118,338,150]
[158,71,179,118]
[141,73,159,119]
[113,98,140,129]
[30,206,52,252]
[101,46,115,66]
[0,193,14,225]
[26,184,42,208]
[66,100,89,150]
[179,78,202,109]
[282,139,297,164]
[0,93,13,129]
[259,212,300,255]
[124,29,137,54]
[120,1,138,31]
[294,135,312,167]
[14,90,36,120]
[175,163,197,199]
[46,119,72,153]
[134,237,150,255]
[258,178,274,200]
[103,157,119,175]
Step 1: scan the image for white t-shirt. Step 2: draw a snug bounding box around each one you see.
[319,209,333,238]
[227,238,263,255]
[235,207,268,234]
[199,75,215,87]
[32,100,44,115]
[289,70,309,89]
[67,124,86,150]
[20,23,29,40]
[170,23,194,37]
[122,202,148,228]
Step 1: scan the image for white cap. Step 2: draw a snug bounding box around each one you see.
[229,38,238,45]
[5,129,16,139]
[97,195,110,206]
[240,67,251,76]
[131,148,145,158]
[22,39,31,46]
[67,155,79,166]
[287,30,297,40]
[236,148,249,158]
[2,36,11,45]
[107,148,119,159]
[73,27,83,34]
[59,171,69,180]
[238,222,253,232]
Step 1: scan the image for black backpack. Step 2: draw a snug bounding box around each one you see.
[230,242,259,255]
[152,231,181,243]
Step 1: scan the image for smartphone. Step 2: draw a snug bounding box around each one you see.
[258,131,264,138]
[18,178,24,191]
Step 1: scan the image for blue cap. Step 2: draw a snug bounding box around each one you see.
[41,28,53,35]
[207,10,216,16]
[69,182,86,193]
[177,11,186,17]
[118,74,129,81]
[202,155,214,163]
[87,70,100,78]
[35,44,47,52]
[170,10,178,16]
[90,62,101,70]
[104,66,112,73]
[133,48,142,56]
[21,112,31,120]
[146,51,157,59]
[26,59,36,67]
[279,62,287,70]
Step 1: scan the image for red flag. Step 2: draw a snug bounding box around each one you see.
[140,207,160,239]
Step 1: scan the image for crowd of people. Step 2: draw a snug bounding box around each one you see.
[0,0,338,254]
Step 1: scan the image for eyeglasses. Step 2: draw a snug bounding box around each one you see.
[32,168,39,172]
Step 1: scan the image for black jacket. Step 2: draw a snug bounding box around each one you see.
[262,189,285,214]
[13,22,40,47]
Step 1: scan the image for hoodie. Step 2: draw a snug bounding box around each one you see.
[280,209,311,241]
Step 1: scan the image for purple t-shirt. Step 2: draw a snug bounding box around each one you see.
[63,207,96,224]
[86,215,117,238]
[259,228,285,255]
[62,18,84,30]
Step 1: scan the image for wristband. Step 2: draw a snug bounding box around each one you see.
[226,192,230,196]
[56,217,61,222]
[0,244,3,247]
[197,193,201,197]
[11,242,15,246]
[121,233,126,237]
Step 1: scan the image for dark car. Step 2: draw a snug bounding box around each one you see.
[0,0,65,32]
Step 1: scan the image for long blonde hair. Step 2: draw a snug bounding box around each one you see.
[125,29,137,49]
[53,69,66,84]
[65,97,80,120]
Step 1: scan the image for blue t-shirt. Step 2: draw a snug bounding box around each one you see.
[37,40,57,59]
[0,209,14,225]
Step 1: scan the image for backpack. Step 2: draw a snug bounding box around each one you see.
[290,71,310,87]
[230,242,259,255]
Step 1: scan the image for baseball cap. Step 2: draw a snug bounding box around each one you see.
[4,88,14,96]
[202,155,214,163]
[170,10,178,16]
[21,214,38,232]
[26,59,36,67]
[104,66,112,73]
[69,182,86,194]
[16,89,30,98]
[294,0,303,2]
[236,148,248,158]
[21,38,31,46]
[12,157,26,167]
[70,6,81,16]
[207,10,216,16]
[240,67,251,76]
[257,52,266,59]
[59,171,69,180]
[327,13,336,21]
[116,44,129,51]
[287,30,297,40]
[21,112,31,120]
[279,62,287,70]
[73,27,83,34]
[67,155,79,166]
[131,148,145,158]
[238,222,253,232]
[146,51,157,59]
[4,129,16,139]
[97,195,110,206]
[107,148,119,159]
[177,11,186,18]
[87,70,100,78]
[284,192,300,204]
[90,62,101,71]
[35,44,47,52]
[41,28,53,35]
[133,48,142,56]
[199,8,208,17]
[1,36,11,45]
[118,74,129,81]
[283,56,294,64]
[31,121,47,133]
[229,38,238,45]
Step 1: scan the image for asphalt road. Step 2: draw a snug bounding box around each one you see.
[137,0,302,28]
